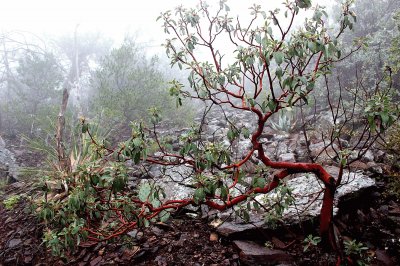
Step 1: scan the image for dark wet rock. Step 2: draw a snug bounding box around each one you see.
[217,220,264,238]
[309,142,338,163]
[271,237,287,249]
[374,150,386,162]
[356,210,369,223]
[375,249,395,265]
[155,255,168,266]
[367,162,383,174]
[233,240,293,266]
[361,150,375,163]
[378,205,389,215]
[349,161,369,170]
[7,238,22,248]
[176,232,190,247]
[90,256,103,266]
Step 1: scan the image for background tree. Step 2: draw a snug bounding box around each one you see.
[332,0,400,88]
[89,39,193,134]
[0,31,49,135]
[8,51,63,135]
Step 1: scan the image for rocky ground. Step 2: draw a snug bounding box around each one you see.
[0,177,399,265]
[1,108,400,265]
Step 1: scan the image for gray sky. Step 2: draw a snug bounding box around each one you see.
[0,1,285,45]
[0,0,333,57]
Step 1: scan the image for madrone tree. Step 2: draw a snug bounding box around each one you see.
[37,0,397,256]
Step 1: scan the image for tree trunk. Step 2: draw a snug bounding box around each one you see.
[55,87,70,172]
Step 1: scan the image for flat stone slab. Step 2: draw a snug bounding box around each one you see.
[217,220,264,238]
[254,167,375,221]
[216,167,375,237]
[233,240,293,265]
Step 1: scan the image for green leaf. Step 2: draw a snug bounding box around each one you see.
[247,98,256,107]
[227,129,236,142]
[255,34,262,44]
[367,116,376,131]
[220,186,228,200]
[138,183,152,202]
[159,210,171,223]
[242,128,250,139]
[112,177,125,192]
[275,66,283,79]
[273,52,284,65]
[252,177,266,188]
[82,124,88,134]
[151,198,161,208]
[143,219,150,227]
[267,100,277,112]
[253,201,260,210]
[381,112,389,125]
[297,0,312,9]
[242,210,250,222]
[307,41,316,53]
[71,226,80,235]
[133,151,141,164]
[194,187,205,204]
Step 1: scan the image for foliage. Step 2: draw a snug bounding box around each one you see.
[303,234,321,252]
[270,109,297,133]
[89,39,193,129]
[261,184,295,229]
[35,121,174,256]
[3,195,21,209]
[3,51,63,135]
[333,0,400,87]
[385,123,400,197]
[364,92,398,132]
[389,11,400,75]
[343,239,370,265]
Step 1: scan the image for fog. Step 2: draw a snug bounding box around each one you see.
[0,0,395,138]
[1,0,329,52]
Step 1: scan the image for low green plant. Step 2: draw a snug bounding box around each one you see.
[0,179,6,192]
[270,109,297,133]
[344,239,370,265]
[264,241,274,249]
[261,184,295,229]
[3,195,22,209]
[35,120,172,256]
[303,234,321,252]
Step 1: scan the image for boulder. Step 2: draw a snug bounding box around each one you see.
[361,150,375,163]
[216,168,375,238]
[278,153,296,162]
[0,138,18,183]
[309,142,338,163]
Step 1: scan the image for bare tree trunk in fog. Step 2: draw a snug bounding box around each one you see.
[0,110,2,133]
[55,27,80,173]
[1,34,11,133]
[55,87,70,172]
